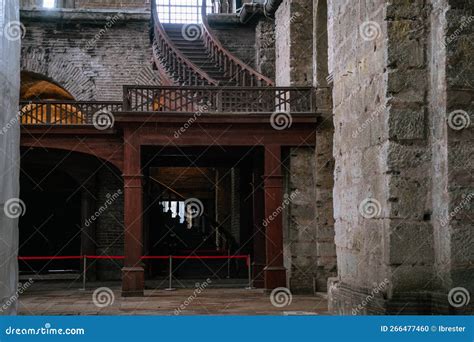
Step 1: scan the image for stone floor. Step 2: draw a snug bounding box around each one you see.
[18,281,329,315]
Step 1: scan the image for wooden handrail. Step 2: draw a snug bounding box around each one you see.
[151,0,218,86]
[201,0,274,87]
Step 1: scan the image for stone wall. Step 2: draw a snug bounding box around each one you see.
[0,0,21,315]
[328,0,473,314]
[283,148,318,293]
[20,9,159,101]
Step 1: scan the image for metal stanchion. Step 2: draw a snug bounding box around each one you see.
[164,255,176,291]
[245,255,255,290]
[80,256,87,291]
[226,249,231,279]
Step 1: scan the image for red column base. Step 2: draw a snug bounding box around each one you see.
[264,266,286,290]
[121,266,144,297]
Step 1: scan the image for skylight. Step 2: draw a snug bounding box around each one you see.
[156,0,213,24]
[43,0,55,9]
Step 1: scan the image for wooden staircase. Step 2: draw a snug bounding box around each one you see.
[163,24,238,86]
[150,0,274,87]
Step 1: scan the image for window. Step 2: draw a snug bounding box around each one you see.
[156,0,213,24]
[43,0,56,8]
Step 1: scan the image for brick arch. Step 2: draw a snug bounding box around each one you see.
[21,48,96,101]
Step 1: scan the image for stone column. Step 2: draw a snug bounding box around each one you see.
[121,126,144,297]
[0,0,21,315]
[263,144,286,289]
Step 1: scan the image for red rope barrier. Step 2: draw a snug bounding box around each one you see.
[18,256,83,260]
[18,254,251,266]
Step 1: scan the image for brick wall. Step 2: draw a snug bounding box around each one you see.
[95,167,124,280]
[20,9,159,101]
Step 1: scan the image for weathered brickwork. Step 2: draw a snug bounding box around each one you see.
[95,167,124,280]
[20,9,159,101]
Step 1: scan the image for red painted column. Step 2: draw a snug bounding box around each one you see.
[263,144,286,289]
[121,126,144,297]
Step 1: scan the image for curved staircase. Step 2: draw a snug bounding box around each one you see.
[150,0,274,87]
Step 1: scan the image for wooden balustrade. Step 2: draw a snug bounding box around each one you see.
[19,101,122,125]
[201,0,274,87]
[123,86,315,113]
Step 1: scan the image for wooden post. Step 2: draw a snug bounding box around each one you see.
[263,144,286,290]
[121,126,144,297]
[251,152,266,288]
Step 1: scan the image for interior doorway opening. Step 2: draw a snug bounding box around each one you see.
[142,146,264,288]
